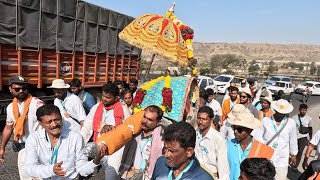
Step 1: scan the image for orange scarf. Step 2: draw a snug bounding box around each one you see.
[13,95,32,141]
[92,102,124,142]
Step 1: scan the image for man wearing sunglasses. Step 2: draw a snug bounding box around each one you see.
[226,109,261,180]
[0,75,44,179]
[239,89,258,119]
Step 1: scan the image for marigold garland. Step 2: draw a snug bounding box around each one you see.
[133,75,173,113]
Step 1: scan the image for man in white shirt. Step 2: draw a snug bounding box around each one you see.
[195,106,229,179]
[0,75,44,180]
[206,88,222,127]
[81,82,131,180]
[292,103,313,167]
[119,105,164,179]
[25,104,105,179]
[48,79,86,133]
[254,99,298,180]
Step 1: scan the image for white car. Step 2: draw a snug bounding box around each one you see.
[197,75,218,93]
[267,81,294,95]
[213,74,235,94]
[264,76,291,87]
[295,81,320,95]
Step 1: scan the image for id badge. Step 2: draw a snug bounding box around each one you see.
[272,142,278,149]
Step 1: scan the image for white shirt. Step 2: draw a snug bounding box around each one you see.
[133,134,152,170]
[208,99,222,116]
[195,127,230,179]
[310,130,320,154]
[254,116,298,167]
[54,92,87,133]
[81,102,131,143]
[6,97,44,143]
[25,127,98,179]
[292,114,312,139]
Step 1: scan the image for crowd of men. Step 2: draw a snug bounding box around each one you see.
[0,75,320,180]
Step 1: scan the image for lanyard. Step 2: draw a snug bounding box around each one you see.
[270,116,286,148]
[197,131,209,154]
[139,134,152,169]
[46,132,61,165]
[168,160,194,180]
[271,116,286,137]
[237,140,253,163]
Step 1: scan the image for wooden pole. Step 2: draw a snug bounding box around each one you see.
[143,54,156,83]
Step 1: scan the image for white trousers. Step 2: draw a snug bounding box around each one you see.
[18,148,33,180]
[275,167,288,180]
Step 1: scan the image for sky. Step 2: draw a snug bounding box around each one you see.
[85,0,320,45]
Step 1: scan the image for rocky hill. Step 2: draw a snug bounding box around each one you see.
[143,42,320,69]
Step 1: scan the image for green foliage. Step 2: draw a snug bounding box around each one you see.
[209,54,242,74]
[310,62,317,75]
[200,67,210,75]
[139,58,148,71]
[317,66,320,76]
[248,64,260,76]
[267,60,278,74]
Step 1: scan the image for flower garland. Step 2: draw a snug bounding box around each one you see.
[132,76,173,113]
[165,3,197,75]
[132,76,165,113]
[160,76,172,112]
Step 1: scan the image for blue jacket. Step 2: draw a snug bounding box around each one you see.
[151,156,214,180]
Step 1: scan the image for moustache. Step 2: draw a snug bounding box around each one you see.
[50,125,61,130]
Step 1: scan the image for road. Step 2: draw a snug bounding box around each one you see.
[0,93,319,180]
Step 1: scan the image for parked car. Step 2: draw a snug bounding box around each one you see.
[197,75,218,93]
[267,81,294,95]
[295,81,320,95]
[264,76,291,86]
[213,74,235,94]
[233,76,247,87]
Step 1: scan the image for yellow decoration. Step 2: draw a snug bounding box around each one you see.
[186,39,192,45]
[141,76,165,90]
[192,68,198,75]
[279,105,285,109]
[188,50,194,58]
[159,105,166,112]
[163,75,171,88]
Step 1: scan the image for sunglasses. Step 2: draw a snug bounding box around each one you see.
[13,87,28,92]
[232,126,245,133]
[240,96,248,98]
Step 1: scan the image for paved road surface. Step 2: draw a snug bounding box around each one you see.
[0,93,319,180]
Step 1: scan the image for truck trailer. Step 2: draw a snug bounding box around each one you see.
[0,0,142,120]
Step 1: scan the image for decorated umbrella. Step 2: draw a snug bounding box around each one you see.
[119,3,196,80]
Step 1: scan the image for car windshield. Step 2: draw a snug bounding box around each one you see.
[233,77,245,84]
[302,83,313,87]
[214,76,231,82]
[270,77,281,81]
[275,82,286,87]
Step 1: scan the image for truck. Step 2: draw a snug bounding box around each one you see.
[0,0,142,120]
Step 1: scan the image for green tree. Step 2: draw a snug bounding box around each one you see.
[267,60,278,74]
[310,62,317,75]
[200,67,210,75]
[317,66,320,76]
[248,64,260,76]
[297,64,304,72]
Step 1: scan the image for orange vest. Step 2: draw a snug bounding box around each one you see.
[221,98,240,121]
